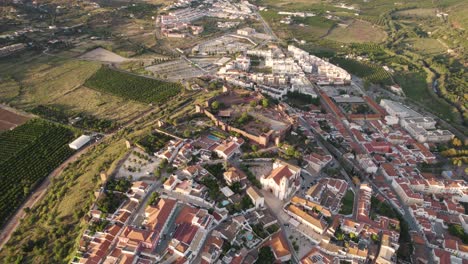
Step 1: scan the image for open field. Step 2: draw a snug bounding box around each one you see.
[0,106,30,132]
[393,8,437,17]
[0,53,150,123]
[448,2,468,29]
[79,47,128,63]
[146,59,207,81]
[294,16,336,39]
[84,66,182,104]
[326,20,387,43]
[0,119,75,228]
[404,38,447,55]
[257,0,321,8]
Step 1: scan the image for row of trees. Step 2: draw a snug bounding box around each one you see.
[31,105,118,133]
[85,67,182,104]
[0,119,75,228]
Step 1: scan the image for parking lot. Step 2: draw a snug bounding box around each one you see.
[115,147,161,180]
[146,59,205,81]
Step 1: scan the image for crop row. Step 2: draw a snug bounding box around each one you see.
[331,57,393,86]
[84,67,182,104]
[0,119,75,228]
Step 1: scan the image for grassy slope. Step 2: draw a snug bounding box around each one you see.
[0,136,128,263]
[0,52,149,123]
[326,20,387,43]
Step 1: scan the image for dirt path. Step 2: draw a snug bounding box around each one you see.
[0,142,95,250]
[0,100,160,249]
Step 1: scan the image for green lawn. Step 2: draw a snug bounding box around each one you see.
[339,190,354,215]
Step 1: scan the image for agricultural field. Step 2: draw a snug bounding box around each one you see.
[325,20,387,43]
[393,8,437,18]
[403,38,447,55]
[84,66,182,104]
[293,16,336,39]
[0,119,75,228]
[330,57,393,86]
[0,136,129,264]
[260,11,336,42]
[0,107,31,132]
[0,54,150,124]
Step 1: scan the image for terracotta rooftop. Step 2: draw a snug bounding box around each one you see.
[262,232,291,260]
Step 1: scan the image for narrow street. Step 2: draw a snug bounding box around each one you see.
[260,189,300,263]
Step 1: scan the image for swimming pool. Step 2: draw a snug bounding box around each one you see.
[247,233,254,241]
[221,200,229,206]
[207,134,221,142]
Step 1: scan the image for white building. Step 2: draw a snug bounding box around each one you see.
[391,179,424,205]
[380,99,420,118]
[247,186,264,208]
[358,156,378,174]
[260,160,301,200]
[237,27,256,36]
[214,138,244,160]
[69,135,91,150]
[303,153,332,172]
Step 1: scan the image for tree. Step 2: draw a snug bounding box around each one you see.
[212,101,220,110]
[154,168,161,178]
[452,137,462,147]
[250,100,257,107]
[371,233,380,242]
[209,82,217,90]
[183,129,191,138]
[231,182,242,193]
[285,146,296,157]
[255,247,275,264]
[147,192,160,206]
[261,98,269,108]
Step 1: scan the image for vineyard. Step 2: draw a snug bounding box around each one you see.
[84,67,182,104]
[0,119,75,227]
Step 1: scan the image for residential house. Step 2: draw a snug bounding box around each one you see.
[246,186,264,208]
[223,166,247,187]
[214,137,244,160]
[303,152,332,172]
[261,232,292,263]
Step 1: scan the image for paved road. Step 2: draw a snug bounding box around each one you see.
[161,189,214,209]
[255,10,278,42]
